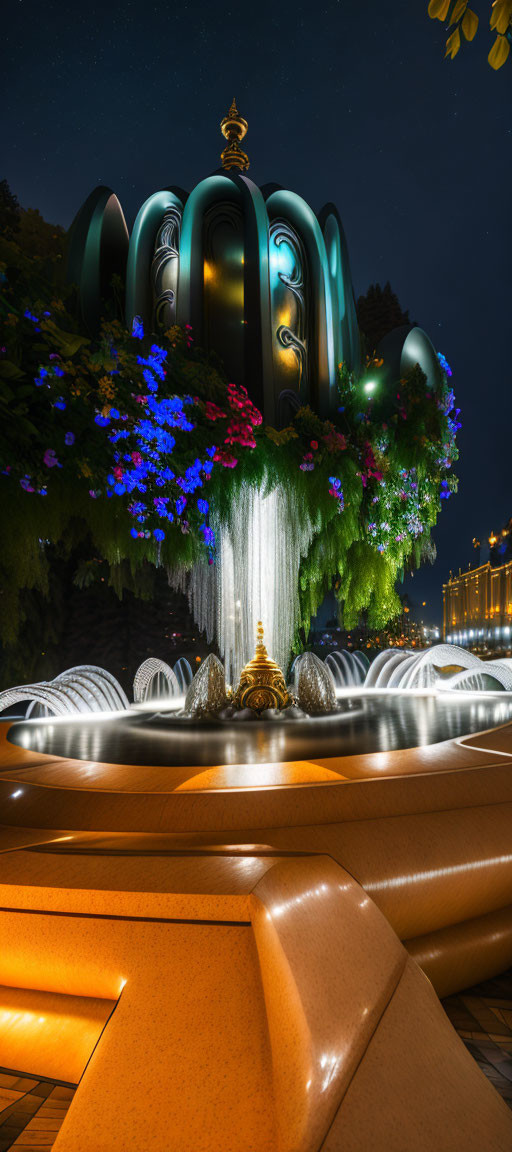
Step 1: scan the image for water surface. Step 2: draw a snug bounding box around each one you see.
[8,693,512,767]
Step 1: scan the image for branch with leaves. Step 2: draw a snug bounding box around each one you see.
[428,0,511,68]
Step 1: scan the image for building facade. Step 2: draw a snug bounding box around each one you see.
[443,559,512,649]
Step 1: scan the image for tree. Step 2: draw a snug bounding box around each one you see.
[428,0,512,69]
[356,282,410,355]
[0,179,21,240]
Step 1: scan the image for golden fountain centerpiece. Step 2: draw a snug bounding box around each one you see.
[234,622,292,713]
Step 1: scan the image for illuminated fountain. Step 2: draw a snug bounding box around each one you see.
[174,481,319,685]
[66,99,452,682]
[2,641,512,725]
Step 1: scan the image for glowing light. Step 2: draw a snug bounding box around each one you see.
[11,790,23,799]
[363,380,377,394]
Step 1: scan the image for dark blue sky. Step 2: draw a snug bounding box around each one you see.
[3,0,511,624]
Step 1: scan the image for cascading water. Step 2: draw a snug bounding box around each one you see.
[172,480,319,686]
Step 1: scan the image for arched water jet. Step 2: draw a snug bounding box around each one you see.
[133,659,181,704]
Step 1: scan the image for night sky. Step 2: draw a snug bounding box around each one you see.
[3,0,511,625]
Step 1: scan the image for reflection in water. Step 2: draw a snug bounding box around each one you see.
[8,693,512,768]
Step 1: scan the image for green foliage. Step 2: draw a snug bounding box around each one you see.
[0,189,459,668]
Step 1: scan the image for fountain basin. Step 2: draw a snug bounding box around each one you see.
[7,691,512,769]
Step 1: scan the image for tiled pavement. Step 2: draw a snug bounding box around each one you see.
[0,972,511,1149]
[0,1072,75,1151]
[443,968,512,1109]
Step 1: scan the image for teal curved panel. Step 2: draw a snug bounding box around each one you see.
[67,187,129,332]
[266,189,335,418]
[318,203,361,378]
[177,173,272,416]
[377,325,441,392]
[126,189,185,334]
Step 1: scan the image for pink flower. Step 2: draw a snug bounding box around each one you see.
[214,448,238,468]
[205,401,225,421]
[323,429,347,453]
[43,449,60,468]
[131,452,142,466]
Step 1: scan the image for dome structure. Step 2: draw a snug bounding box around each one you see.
[68,101,436,427]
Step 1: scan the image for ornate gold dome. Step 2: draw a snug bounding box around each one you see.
[235,622,291,712]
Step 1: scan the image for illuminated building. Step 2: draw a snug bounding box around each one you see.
[444,523,512,649]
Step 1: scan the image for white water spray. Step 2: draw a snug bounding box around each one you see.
[172,481,319,685]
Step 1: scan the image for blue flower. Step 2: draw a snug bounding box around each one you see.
[201,525,215,547]
[153,528,165,541]
[197,499,209,515]
[132,316,144,339]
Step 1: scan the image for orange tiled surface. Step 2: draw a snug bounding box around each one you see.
[0,716,511,1147]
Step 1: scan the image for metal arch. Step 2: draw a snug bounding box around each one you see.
[387,653,423,689]
[126,189,185,335]
[133,658,181,704]
[0,685,73,717]
[177,171,272,419]
[0,666,129,719]
[67,186,129,333]
[325,652,347,687]
[352,651,370,676]
[374,651,415,689]
[266,188,335,418]
[365,649,410,688]
[55,666,129,710]
[438,664,512,693]
[402,644,481,690]
[317,203,361,378]
[325,651,363,688]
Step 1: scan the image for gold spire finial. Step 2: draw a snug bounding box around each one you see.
[220,98,249,172]
[234,620,292,713]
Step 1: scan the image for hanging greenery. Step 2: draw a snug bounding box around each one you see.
[0,232,459,656]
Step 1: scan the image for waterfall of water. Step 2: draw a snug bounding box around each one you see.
[171,479,318,686]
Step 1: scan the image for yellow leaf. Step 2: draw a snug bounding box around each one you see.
[445,27,461,56]
[462,8,478,38]
[265,425,298,445]
[450,0,467,26]
[490,0,512,35]
[428,0,451,20]
[488,33,510,68]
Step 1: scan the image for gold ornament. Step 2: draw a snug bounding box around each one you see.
[235,622,292,713]
[220,98,250,172]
